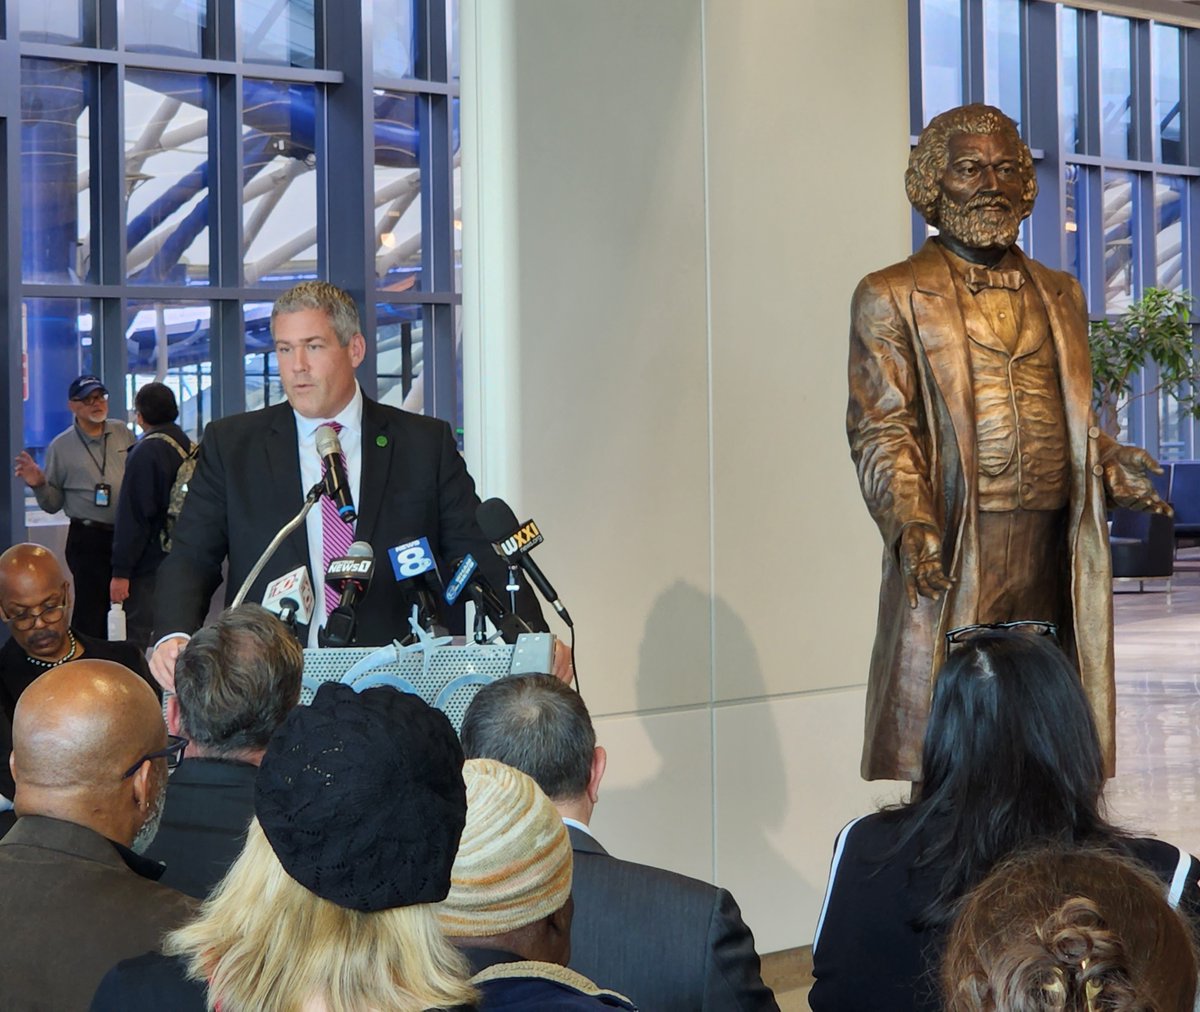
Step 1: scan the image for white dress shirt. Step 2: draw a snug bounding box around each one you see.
[295,384,365,647]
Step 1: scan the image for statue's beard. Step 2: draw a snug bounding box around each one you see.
[936,193,1022,249]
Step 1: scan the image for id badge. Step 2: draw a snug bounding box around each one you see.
[94,482,111,508]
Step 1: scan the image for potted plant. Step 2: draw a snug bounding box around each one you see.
[1089,286,1197,436]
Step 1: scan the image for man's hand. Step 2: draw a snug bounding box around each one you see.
[1102,445,1173,516]
[109,577,130,603]
[149,635,189,693]
[13,451,45,489]
[899,525,953,609]
[552,639,574,686]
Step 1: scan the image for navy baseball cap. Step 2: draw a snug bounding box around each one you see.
[68,375,107,401]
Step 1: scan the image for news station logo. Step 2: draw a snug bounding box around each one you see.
[498,520,543,557]
[327,557,373,579]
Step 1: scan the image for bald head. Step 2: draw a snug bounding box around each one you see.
[0,543,66,602]
[0,544,72,661]
[11,660,167,845]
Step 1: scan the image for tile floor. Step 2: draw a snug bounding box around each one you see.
[761,568,1200,1010]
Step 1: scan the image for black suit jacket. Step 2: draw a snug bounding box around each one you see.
[143,757,257,899]
[566,826,778,1012]
[155,397,544,643]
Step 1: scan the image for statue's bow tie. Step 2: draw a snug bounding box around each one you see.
[964,264,1025,293]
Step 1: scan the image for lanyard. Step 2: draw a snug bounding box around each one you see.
[75,425,108,478]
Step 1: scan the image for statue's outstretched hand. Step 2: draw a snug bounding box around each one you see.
[1103,445,1173,516]
[899,525,953,609]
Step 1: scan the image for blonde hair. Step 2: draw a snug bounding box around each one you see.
[165,821,477,1012]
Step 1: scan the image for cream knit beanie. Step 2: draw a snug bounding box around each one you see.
[436,758,573,937]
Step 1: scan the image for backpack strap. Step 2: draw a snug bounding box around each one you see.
[142,431,188,460]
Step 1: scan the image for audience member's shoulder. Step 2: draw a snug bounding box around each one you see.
[90,952,207,1012]
[474,961,638,1010]
[1123,835,1196,881]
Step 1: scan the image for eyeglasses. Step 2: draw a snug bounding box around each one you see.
[121,735,188,779]
[73,392,108,406]
[3,591,68,631]
[945,620,1058,649]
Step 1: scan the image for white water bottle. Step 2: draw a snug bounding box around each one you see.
[107,601,127,641]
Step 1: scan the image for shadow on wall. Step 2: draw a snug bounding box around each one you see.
[599,580,803,915]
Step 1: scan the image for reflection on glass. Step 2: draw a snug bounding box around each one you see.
[1154,175,1186,291]
[921,0,962,124]
[1065,165,1086,286]
[242,0,316,68]
[449,0,460,80]
[374,92,422,291]
[1102,170,1137,313]
[124,301,212,440]
[243,302,284,410]
[22,298,92,454]
[1100,15,1133,160]
[125,70,210,285]
[21,59,91,284]
[242,81,318,287]
[1152,24,1183,165]
[376,303,424,413]
[1060,8,1080,154]
[125,0,205,56]
[18,0,88,45]
[373,0,417,79]
[1159,387,1189,460]
[453,96,461,294]
[983,0,1021,131]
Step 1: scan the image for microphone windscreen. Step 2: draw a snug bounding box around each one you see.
[348,541,374,560]
[315,424,343,457]
[476,498,520,541]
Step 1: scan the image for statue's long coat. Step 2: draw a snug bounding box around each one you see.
[848,239,1114,781]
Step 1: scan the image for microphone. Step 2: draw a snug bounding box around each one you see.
[388,537,447,636]
[262,566,315,636]
[320,541,374,647]
[446,555,532,644]
[316,424,357,523]
[476,498,573,628]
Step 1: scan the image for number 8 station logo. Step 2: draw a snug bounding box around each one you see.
[388,537,436,581]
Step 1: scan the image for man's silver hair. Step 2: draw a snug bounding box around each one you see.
[270,281,361,347]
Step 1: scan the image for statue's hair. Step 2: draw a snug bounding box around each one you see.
[165,821,478,1012]
[906,103,1038,227]
[942,847,1198,1012]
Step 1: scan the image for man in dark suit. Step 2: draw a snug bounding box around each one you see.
[461,675,779,1012]
[0,658,195,1009]
[151,280,553,690]
[145,603,302,897]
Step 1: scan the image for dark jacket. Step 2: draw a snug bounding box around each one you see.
[0,816,196,1011]
[111,422,192,579]
[464,947,637,1010]
[566,826,777,1012]
[809,811,1200,1012]
[154,398,545,642]
[143,757,258,898]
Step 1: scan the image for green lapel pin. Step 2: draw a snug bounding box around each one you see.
[376,435,388,448]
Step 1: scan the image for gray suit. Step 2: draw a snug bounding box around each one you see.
[0,815,197,1011]
[566,826,778,1012]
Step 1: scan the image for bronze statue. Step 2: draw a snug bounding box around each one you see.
[848,104,1169,782]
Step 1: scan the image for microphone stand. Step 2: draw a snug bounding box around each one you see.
[231,480,325,608]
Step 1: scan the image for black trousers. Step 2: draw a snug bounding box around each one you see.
[124,570,157,653]
[65,521,114,640]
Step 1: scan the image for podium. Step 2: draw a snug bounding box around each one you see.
[301,631,556,730]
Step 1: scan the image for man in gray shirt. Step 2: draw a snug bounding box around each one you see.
[14,375,135,638]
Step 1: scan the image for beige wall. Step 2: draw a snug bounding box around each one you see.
[461,0,911,953]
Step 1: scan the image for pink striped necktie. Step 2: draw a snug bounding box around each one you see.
[320,421,356,617]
